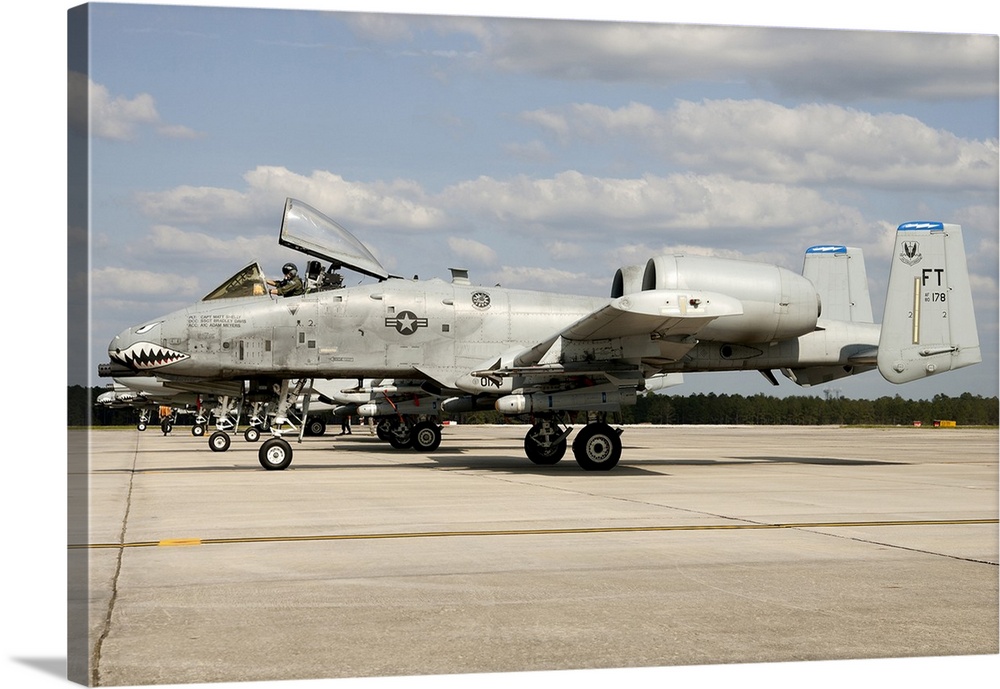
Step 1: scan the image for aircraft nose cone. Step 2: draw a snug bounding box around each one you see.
[108,327,126,355]
[107,321,191,372]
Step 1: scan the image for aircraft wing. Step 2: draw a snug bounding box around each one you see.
[491,289,743,376]
[563,289,738,338]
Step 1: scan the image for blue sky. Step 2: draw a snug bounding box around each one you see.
[67,1,997,401]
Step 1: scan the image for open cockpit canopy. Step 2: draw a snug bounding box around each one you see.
[279,198,389,280]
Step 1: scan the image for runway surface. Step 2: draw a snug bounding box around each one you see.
[69,424,998,686]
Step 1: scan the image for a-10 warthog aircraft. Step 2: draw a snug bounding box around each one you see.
[102,199,981,471]
[96,376,212,434]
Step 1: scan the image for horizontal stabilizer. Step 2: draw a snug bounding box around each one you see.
[877,222,981,383]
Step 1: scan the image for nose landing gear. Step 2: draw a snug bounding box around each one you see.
[259,437,293,470]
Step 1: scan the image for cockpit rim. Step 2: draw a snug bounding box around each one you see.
[201,261,270,301]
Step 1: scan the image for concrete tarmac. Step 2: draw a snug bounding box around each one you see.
[69,424,998,686]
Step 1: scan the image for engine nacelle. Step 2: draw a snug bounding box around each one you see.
[614,254,820,343]
[611,264,646,298]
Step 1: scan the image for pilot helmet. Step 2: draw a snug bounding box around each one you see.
[282,262,298,278]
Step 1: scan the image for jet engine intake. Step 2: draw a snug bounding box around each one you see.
[611,264,646,297]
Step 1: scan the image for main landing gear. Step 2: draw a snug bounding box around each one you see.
[570,422,623,471]
[523,415,623,471]
[374,416,443,452]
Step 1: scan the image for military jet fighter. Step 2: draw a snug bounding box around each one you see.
[96,379,156,430]
[96,376,211,433]
[103,199,981,471]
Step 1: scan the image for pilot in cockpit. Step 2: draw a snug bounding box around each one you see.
[267,262,305,297]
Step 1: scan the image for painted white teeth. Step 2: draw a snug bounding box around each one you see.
[111,341,190,370]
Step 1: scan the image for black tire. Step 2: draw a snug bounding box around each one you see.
[208,431,231,453]
[244,426,261,443]
[259,437,293,470]
[137,422,147,432]
[411,421,442,452]
[524,423,567,465]
[306,419,327,436]
[387,422,412,449]
[572,423,622,471]
[191,424,206,437]
[376,419,393,441]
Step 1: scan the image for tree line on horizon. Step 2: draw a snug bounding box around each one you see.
[619,390,998,426]
[70,385,998,428]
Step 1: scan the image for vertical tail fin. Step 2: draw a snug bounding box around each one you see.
[877,222,981,384]
[802,245,873,323]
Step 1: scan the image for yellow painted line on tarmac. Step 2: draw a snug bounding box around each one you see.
[158,538,203,547]
[69,518,998,550]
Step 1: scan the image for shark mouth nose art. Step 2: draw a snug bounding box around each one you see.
[111,342,190,371]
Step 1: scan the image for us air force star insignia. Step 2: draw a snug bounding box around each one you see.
[385,310,428,335]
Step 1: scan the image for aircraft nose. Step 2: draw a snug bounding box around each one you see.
[108,324,141,365]
[107,321,191,373]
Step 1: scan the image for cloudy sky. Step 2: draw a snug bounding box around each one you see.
[68,1,998,400]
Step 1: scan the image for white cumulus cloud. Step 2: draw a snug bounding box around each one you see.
[448,237,497,265]
[136,166,447,233]
[522,99,998,191]
[70,72,202,141]
[90,266,201,297]
[467,20,998,100]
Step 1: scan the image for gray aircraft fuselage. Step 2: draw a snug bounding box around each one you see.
[110,275,880,394]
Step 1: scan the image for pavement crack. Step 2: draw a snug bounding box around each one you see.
[805,530,999,566]
[91,433,141,686]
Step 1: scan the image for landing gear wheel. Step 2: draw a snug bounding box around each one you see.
[259,437,293,470]
[411,421,442,452]
[244,426,261,443]
[387,422,412,449]
[161,420,173,435]
[524,422,567,465]
[376,419,393,442]
[209,431,231,453]
[137,422,147,432]
[306,419,327,436]
[191,424,206,437]
[572,423,622,471]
